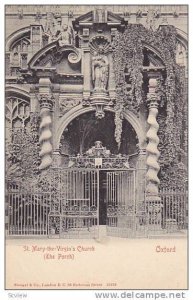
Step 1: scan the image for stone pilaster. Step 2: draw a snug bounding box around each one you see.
[81,28,91,101]
[136,148,146,203]
[30,85,39,113]
[108,51,116,101]
[52,148,62,167]
[82,46,91,101]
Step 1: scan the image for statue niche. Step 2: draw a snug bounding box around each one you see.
[92,45,109,92]
[90,36,110,93]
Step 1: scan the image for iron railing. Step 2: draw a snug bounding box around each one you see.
[6,171,188,238]
[146,187,188,235]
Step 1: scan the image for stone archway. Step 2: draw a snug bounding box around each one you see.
[53,105,147,212]
[53,106,145,237]
[54,104,146,151]
[6,26,31,51]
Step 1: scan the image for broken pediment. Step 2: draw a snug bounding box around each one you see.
[28,42,82,75]
[73,9,127,30]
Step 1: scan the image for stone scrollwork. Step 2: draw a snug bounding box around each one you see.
[67,48,81,64]
[38,45,81,68]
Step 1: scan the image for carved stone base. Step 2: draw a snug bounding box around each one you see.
[90,90,110,102]
[146,197,163,230]
[52,149,62,167]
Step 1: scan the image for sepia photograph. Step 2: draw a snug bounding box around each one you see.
[4,3,188,292]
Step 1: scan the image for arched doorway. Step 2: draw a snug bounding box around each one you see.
[60,110,138,159]
[54,105,146,151]
[50,110,142,238]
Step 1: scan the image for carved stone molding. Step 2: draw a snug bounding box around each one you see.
[147,93,159,109]
[85,92,113,119]
[59,97,81,115]
[89,35,111,54]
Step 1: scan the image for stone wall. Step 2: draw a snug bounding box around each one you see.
[5,5,187,38]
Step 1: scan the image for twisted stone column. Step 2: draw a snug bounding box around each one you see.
[146,78,160,199]
[39,94,54,170]
[145,78,163,232]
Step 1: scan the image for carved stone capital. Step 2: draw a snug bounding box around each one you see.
[147,77,160,109]
[39,94,54,110]
[147,93,160,109]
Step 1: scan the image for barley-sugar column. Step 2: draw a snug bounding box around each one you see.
[38,77,54,170]
[146,77,162,231]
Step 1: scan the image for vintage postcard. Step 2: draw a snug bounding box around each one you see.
[5,4,188,291]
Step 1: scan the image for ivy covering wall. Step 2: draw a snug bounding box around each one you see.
[6,113,40,183]
[5,24,188,189]
[112,24,188,187]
